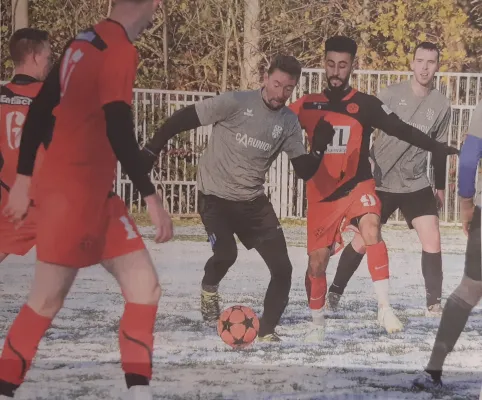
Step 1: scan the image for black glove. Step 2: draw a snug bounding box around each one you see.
[312,117,336,157]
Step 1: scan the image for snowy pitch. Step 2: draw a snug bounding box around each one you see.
[0,225,481,400]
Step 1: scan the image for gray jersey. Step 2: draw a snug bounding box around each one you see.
[195,89,306,201]
[372,80,451,193]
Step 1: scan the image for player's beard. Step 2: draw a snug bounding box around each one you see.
[326,75,350,101]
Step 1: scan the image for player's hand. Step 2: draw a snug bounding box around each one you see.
[2,174,31,227]
[459,197,475,237]
[145,192,173,243]
[312,117,336,155]
[435,189,445,210]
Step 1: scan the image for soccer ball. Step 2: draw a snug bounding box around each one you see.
[217,305,259,349]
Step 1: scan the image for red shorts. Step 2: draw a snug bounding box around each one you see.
[36,191,145,268]
[307,179,381,255]
[0,206,36,256]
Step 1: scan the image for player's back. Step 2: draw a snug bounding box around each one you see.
[0,76,43,191]
[40,19,137,194]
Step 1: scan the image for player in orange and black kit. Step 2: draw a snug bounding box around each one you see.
[0,28,52,262]
[0,1,171,399]
[289,36,458,341]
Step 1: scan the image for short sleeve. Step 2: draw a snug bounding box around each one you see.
[195,92,239,126]
[377,86,391,104]
[282,118,306,159]
[99,45,137,106]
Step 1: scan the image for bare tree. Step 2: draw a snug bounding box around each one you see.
[162,0,169,87]
[12,0,28,31]
[242,0,261,89]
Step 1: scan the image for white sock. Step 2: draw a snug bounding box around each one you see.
[373,279,390,309]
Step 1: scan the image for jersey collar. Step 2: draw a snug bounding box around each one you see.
[323,86,356,102]
[11,74,39,85]
[105,18,132,43]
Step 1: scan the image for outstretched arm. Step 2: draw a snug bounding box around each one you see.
[141,92,239,172]
[368,96,458,155]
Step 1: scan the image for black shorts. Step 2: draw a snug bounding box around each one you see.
[377,187,439,229]
[198,192,283,250]
[465,206,481,281]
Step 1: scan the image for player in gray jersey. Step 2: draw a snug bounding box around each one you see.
[327,42,452,316]
[413,88,482,392]
[140,55,336,342]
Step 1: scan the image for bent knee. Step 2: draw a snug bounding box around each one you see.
[308,249,330,276]
[213,242,238,265]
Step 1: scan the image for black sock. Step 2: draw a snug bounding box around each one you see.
[421,251,443,307]
[255,234,292,337]
[426,294,473,375]
[329,243,364,296]
[125,373,149,389]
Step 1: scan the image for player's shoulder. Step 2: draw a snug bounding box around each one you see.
[429,88,451,109]
[73,19,136,59]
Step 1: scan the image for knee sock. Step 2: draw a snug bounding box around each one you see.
[0,305,52,395]
[367,241,390,308]
[329,243,365,295]
[305,272,327,310]
[119,303,158,388]
[421,251,443,308]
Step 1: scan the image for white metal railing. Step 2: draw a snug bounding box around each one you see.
[3,69,481,223]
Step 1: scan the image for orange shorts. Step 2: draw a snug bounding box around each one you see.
[307,179,381,255]
[36,191,145,268]
[0,205,36,256]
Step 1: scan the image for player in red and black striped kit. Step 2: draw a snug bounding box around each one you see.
[289,36,458,341]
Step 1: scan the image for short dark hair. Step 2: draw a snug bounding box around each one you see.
[267,54,302,81]
[413,42,440,62]
[325,36,358,58]
[9,28,49,66]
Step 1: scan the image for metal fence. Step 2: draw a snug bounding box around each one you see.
[3,69,480,223]
[118,69,481,224]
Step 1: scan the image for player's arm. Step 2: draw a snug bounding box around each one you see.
[141,92,239,172]
[430,106,451,191]
[289,117,336,181]
[367,96,458,156]
[16,61,61,178]
[100,50,156,198]
[458,130,482,235]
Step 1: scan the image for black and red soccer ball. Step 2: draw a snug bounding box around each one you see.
[217,305,259,349]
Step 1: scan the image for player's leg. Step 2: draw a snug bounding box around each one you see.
[198,193,238,322]
[354,186,403,333]
[413,207,481,389]
[0,261,78,396]
[304,200,344,342]
[327,233,365,310]
[254,229,293,341]
[327,190,397,310]
[230,195,292,341]
[101,195,161,399]
[404,188,443,315]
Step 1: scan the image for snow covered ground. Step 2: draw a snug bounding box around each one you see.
[0,224,481,400]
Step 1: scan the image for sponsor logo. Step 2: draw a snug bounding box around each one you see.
[0,95,32,105]
[235,132,272,152]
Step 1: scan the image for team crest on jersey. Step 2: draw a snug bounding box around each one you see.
[272,125,283,139]
[426,108,435,121]
[5,111,26,150]
[346,103,359,114]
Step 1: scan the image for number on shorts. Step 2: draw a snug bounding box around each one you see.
[119,216,138,240]
[360,194,377,207]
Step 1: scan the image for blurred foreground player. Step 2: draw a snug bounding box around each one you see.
[412,97,482,391]
[140,55,334,342]
[289,36,458,341]
[328,42,452,317]
[0,1,172,399]
[0,28,52,262]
